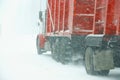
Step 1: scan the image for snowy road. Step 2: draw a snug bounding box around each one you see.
[0,35,120,80]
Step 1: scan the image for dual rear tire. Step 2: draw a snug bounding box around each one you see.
[51,38,73,64]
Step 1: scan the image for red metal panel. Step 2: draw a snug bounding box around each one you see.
[112,0,120,35]
[105,0,116,35]
[46,0,70,35]
[53,0,56,31]
[54,0,60,32]
[51,0,55,32]
[94,0,108,34]
[46,0,52,34]
[46,0,120,36]
[73,0,95,35]
[64,0,69,31]
[94,0,120,35]
[59,0,64,31]
[68,0,74,34]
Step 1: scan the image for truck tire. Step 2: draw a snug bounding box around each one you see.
[97,70,109,76]
[59,38,73,64]
[85,47,109,76]
[85,47,95,75]
[52,39,60,62]
[36,37,43,54]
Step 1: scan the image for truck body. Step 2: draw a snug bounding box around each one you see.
[37,0,120,75]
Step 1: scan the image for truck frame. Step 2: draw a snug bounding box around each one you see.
[36,0,120,75]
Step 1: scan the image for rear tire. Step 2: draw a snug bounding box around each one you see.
[52,38,61,62]
[85,47,109,76]
[51,38,73,64]
[98,70,109,76]
[59,38,73,64]
[85,47,95,75]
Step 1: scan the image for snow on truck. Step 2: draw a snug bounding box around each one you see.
[36,0,120,75]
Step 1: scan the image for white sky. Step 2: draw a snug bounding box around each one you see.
[0,0,47,36]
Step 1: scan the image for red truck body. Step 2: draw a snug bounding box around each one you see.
[46,0,120,36]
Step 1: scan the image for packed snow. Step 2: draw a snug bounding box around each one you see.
[0,0,120,80]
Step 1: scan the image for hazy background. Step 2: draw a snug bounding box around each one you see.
[0,0,47,36]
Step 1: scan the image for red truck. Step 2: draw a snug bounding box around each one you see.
[36,0,120,75]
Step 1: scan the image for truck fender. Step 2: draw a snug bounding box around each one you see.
[85,34,104,47]
[37,34,46,48]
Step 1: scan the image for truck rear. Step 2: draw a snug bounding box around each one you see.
[37,0,120,75]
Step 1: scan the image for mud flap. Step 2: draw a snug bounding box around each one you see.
[93,49,114,71]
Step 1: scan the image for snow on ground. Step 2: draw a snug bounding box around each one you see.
[0,35,120,80]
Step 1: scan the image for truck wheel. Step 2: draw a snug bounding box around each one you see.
[36,37,43,54]
[52,39,60,62]
[85,47,95,75]
[59,38,73,64]
[85,47,109,75]
[97,70,109,76]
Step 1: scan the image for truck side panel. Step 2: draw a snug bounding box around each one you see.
[105,0,120,35]
[73,0,95,34]
[46,0,120,36]
[46,0,70,35]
